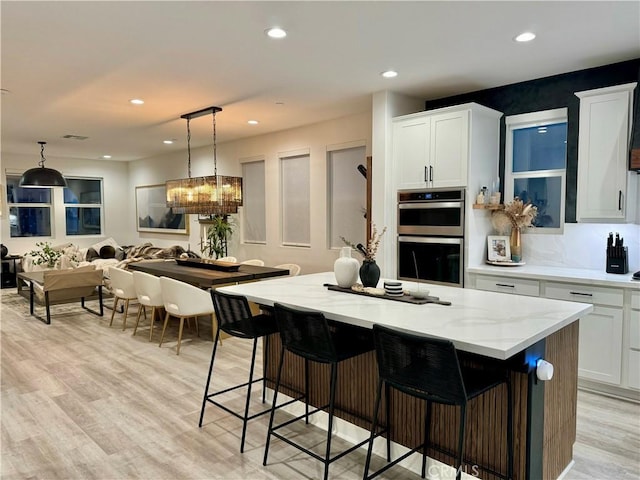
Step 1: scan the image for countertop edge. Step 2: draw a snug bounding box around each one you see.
[467,265,640,289]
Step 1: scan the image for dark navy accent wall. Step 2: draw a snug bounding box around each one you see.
[424,59,640,223]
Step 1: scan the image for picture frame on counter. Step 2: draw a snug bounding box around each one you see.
[487,235,510,261]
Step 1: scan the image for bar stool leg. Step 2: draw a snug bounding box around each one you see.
[304,358,310,424]
[385,383,391,462]
[239,338,259,453]
[456,404,466,480]
[199,327,222,427]
[422,400,432,478]
[363,378,384,480]
[263,345,286,467]
[322,363,338,480]
[262,334,270,404]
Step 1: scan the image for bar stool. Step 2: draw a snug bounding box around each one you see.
[199,290,296,453]
[263,303,377,480]
[363,324,513,480]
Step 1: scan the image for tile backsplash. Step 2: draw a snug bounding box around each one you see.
[524,223,640,272]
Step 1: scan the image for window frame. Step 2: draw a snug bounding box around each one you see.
[5,174,54,238]
[63,176,104,236]
[504,108,568,234]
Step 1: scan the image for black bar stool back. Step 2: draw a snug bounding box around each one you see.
[199,290,284,453]
[263,303,376,480]
[363,324,513,480]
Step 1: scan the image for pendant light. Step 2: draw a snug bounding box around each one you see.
[165,106,243,215]
[19,141,67,188]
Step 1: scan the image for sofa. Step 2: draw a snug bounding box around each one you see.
[21,238,199,293]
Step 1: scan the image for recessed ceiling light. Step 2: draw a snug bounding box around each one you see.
[248,120,259,125]
[163,140,174,144]
[514,32,536,42]
[102,155,112,159]
[129,98,144,105]
[266,27,287,39]
[381,70,398,78]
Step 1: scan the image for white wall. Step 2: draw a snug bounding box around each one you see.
[1,153,130,254]
[128,111,373,274]
[371,90,426,277]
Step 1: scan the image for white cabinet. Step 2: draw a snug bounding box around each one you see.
[575,82,637,222]
[393,115,431,189]
[545,281,624,385]
[393,103,500,190]
[475,275,540,297]
[629,291,640,390]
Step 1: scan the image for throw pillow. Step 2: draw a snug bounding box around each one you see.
[99,245,116,259]
[86,248,100,262]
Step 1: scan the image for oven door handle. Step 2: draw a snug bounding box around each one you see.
[398,201,463,210]
[398,236,463,245]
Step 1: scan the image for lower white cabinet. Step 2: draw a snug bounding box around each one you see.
[576,305,623,385]
[629,292,640,390]
[475,275,540,297]
[469,271,638,396]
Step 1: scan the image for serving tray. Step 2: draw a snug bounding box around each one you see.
[325,284,451,305]
[175,258,241,272]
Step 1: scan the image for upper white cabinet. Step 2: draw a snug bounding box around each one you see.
[393,103,501,190]
[575,82,637,222]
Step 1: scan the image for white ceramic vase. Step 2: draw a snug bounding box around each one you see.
[334,247,359,288]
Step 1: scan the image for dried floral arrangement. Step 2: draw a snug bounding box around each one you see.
[341,224,387,262]
[491,197,538,234]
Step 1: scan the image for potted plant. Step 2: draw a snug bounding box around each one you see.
[27,241,63,269]
[200,215,235,259]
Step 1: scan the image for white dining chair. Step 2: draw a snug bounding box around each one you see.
[132,271,164,341]
[216,256,237,263]
[240,259,264,266]
[159,277,218,355]
[274,263,301,276]
[108,267,138,330]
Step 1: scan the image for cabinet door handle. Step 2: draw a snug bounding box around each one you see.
[496,283,515,288]
[569,291,593,297]
[429,165,433,183]
[618,190,622,211]
[424,166,428,183]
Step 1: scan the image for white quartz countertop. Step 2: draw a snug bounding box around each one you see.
[218,272,593,360]
[467,264,639,289]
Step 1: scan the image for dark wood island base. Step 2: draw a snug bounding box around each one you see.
[263,321,579,480]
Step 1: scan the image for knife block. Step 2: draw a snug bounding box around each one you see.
[606,247,628,274]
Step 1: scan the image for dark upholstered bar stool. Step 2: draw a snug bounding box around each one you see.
[199,290,295,453]
[263,303,377,480]
[363,324,513,480]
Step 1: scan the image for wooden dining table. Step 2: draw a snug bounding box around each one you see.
[127,259,290,289]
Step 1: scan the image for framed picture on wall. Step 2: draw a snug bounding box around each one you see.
[487,235,510,262]
[136,184,189,234]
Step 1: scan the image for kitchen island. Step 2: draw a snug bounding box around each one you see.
[218,272,593,480]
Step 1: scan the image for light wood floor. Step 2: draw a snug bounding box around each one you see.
[1,291,639,480]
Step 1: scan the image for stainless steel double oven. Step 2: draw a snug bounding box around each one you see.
[397,187,465,287]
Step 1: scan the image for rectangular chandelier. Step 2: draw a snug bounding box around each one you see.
[165,105,243,216]
[165,175,243,215]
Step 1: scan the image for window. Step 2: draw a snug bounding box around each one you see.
[505,108,567,232]
[327,146,366,249]
[242,160,266,244]
[6,175,52,237]
[64,177,103,235]
[281,153,310,246]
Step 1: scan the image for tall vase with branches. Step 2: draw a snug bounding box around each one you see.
[200,215,235,259]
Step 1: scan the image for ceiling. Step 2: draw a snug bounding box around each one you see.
[2,1,639,162]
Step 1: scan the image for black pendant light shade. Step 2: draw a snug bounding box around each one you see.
[19,141,67,188]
